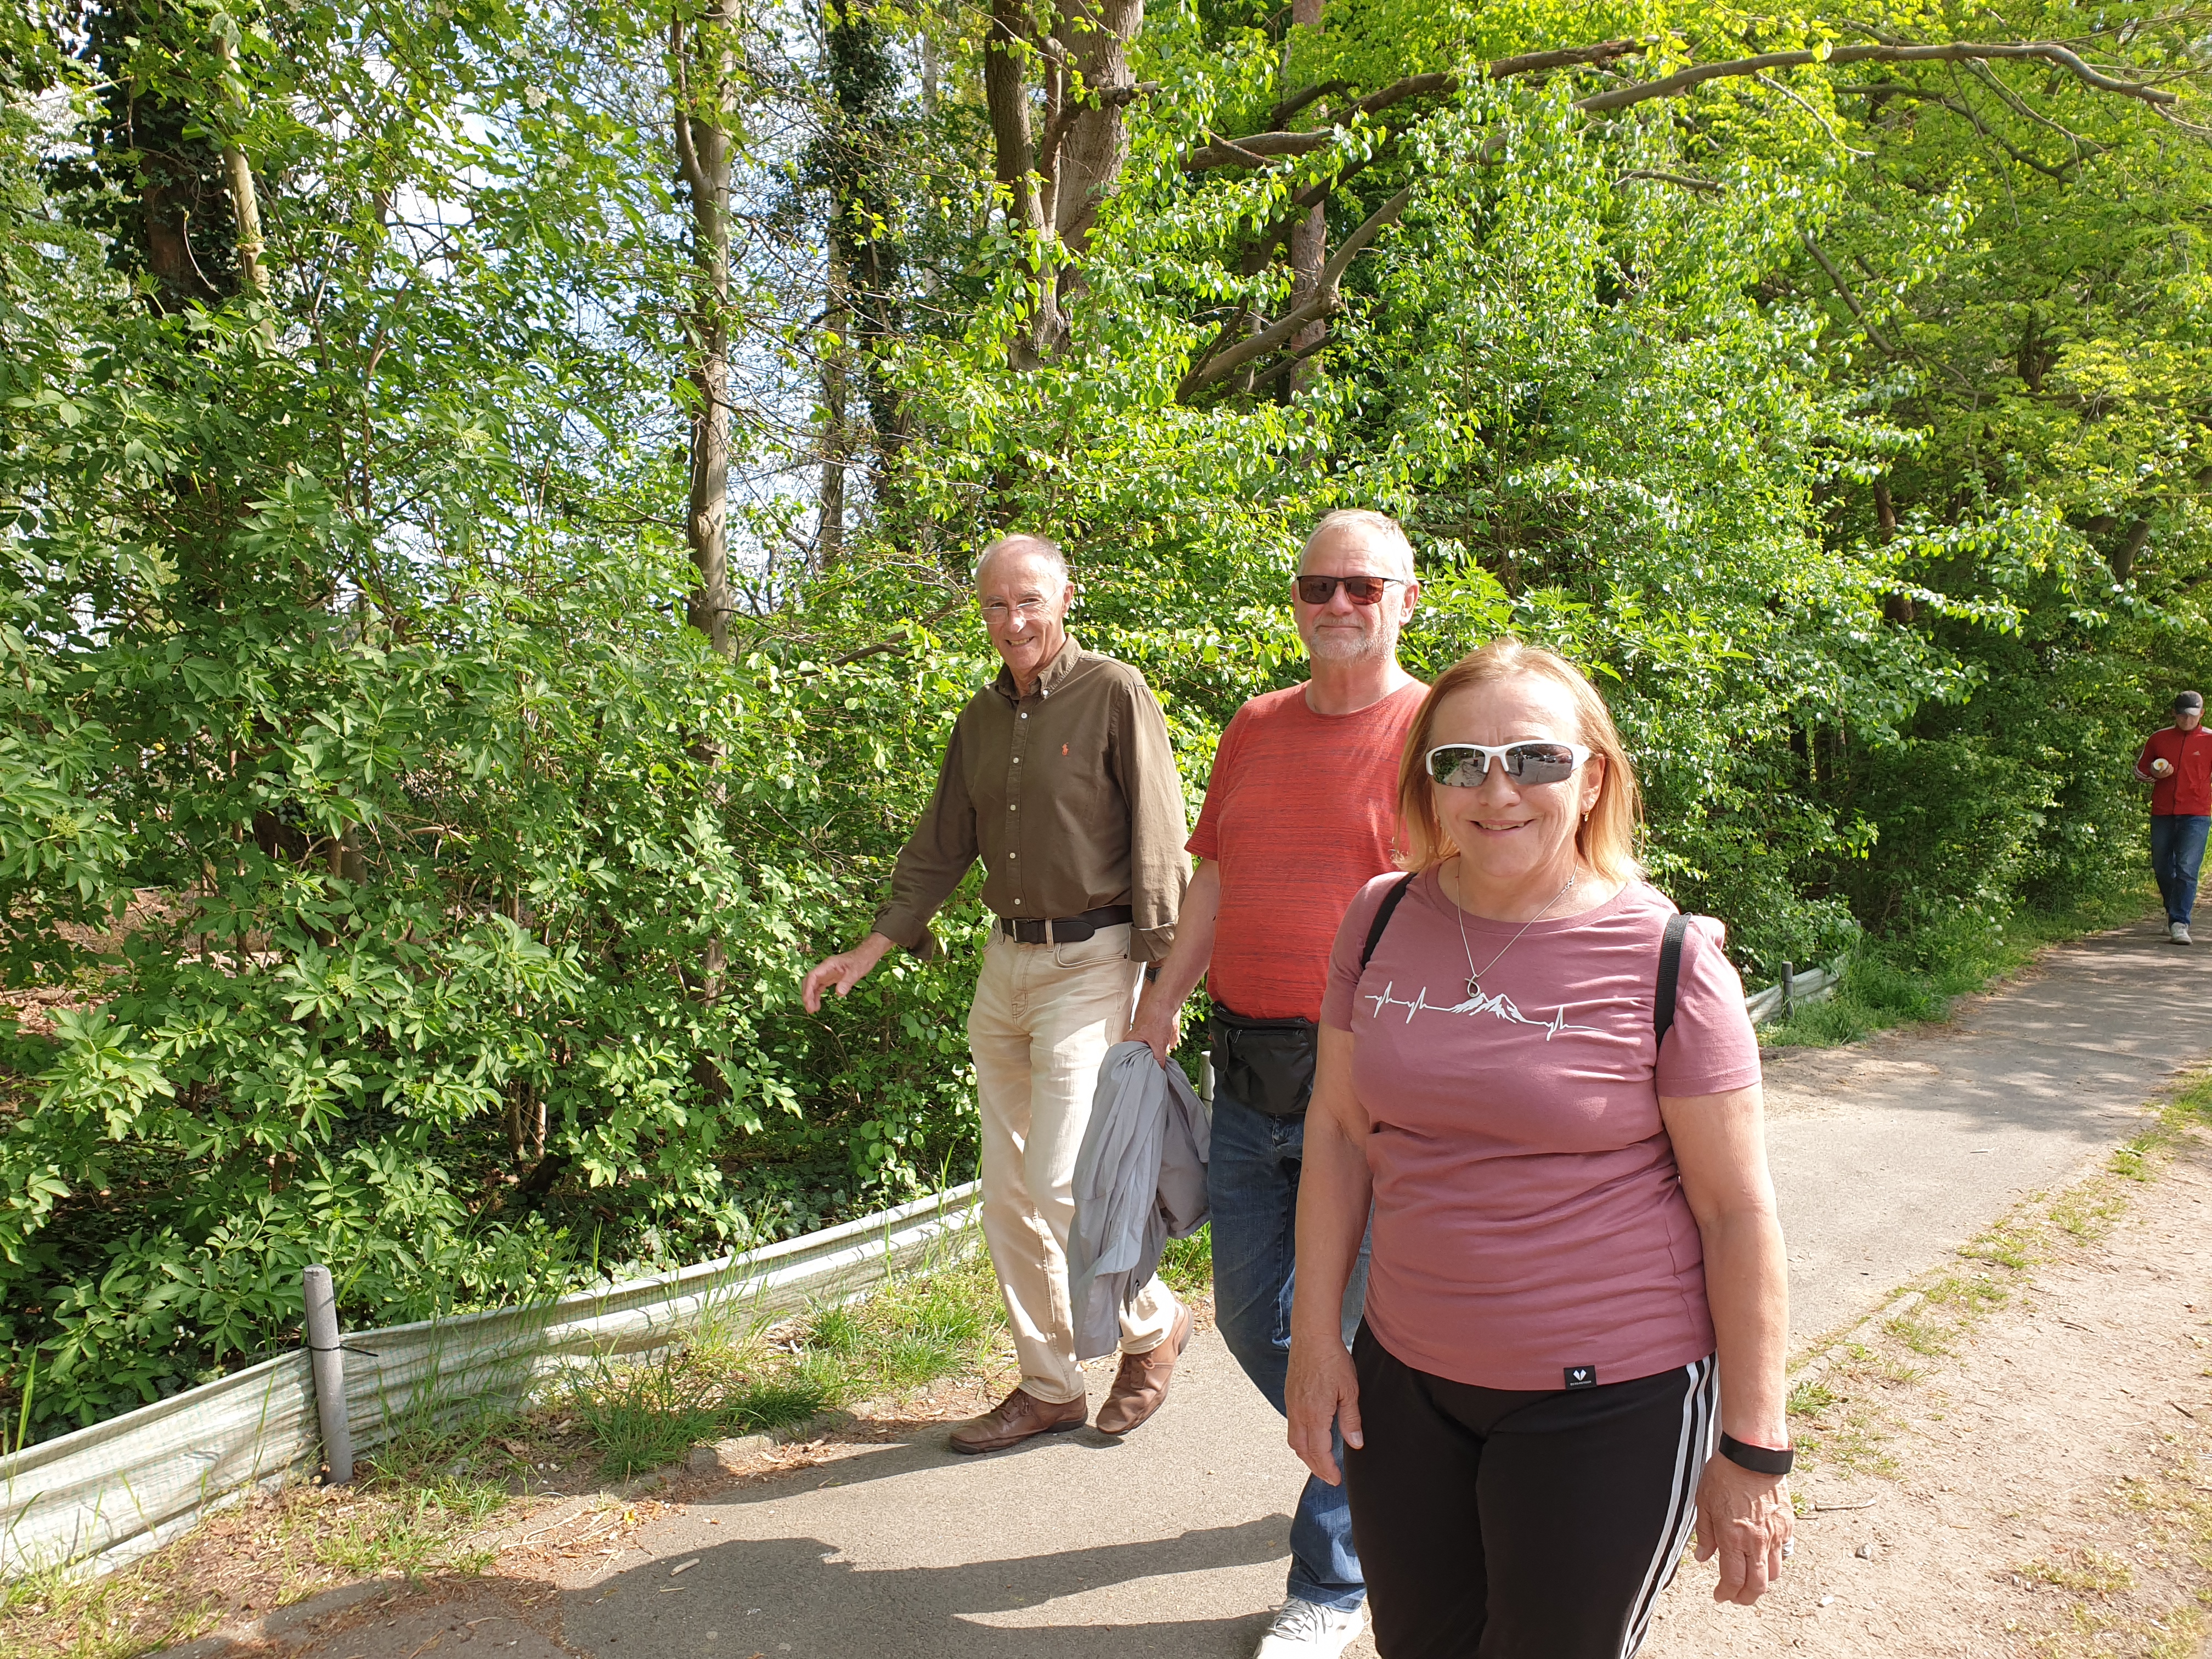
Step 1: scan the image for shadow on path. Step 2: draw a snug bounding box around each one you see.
[563,1516,1291,1657]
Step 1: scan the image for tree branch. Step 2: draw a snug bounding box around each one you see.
[1270,78,1347,128]
[1189,40,1646,172]
[1244,330,1335,393]
[1801,232,1898,355]
[1616,168,1722,191]
[669,21,710,203]
[1179,185,1410,398]
[1576,40,2178,117]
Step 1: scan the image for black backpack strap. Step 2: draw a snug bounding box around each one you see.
[1358,873,1418,973]
[1654,913,1693,1046]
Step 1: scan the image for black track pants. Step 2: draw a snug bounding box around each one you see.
[1342,1322,1718,1659]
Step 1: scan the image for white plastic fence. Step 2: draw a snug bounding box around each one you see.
[0,1180,981,1583]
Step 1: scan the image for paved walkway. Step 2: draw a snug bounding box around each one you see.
[269,918,2212,1659]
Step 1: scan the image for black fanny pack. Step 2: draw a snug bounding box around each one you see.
[1209,1005,1318,1117]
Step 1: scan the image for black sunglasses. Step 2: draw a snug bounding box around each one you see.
[1294,574,1407,606]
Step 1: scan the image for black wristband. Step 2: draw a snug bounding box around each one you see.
[1718,1432,1793,1475]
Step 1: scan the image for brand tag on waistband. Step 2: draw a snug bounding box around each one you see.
[1564,1364,1598,1390]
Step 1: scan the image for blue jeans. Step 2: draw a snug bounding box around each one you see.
[2152,814,2211,924]
[1207,1083,1372,1612]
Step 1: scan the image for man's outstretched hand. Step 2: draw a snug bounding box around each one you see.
[802,933,896,1013]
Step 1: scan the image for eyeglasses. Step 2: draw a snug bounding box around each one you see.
[980,599,1052,624]
[1425,742,1593,788]
[1294,574,1406,606]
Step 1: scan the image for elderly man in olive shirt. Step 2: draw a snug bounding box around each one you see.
[803,533,1194,1453]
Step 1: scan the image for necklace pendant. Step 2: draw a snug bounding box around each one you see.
[1466,975,1482,997]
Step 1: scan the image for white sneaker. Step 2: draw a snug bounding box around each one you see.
[2179,923,2195,945]
[1255,1596,1368,1658]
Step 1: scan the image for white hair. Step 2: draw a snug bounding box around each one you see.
[1300,509,1416,581]
[974,533,1070,592]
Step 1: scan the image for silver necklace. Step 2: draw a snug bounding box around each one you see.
[1451,862,1578,997]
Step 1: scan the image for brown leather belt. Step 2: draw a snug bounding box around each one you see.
[995,904,1133,945]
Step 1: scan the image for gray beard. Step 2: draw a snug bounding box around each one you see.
[1307,628,1389,663]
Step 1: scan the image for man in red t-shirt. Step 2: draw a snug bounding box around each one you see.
[1126,509,1425,1659]
[2137,691,2212,944]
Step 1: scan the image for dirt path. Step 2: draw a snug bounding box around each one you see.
[1649,1118,2212,1657]
[133,918,2212,1659]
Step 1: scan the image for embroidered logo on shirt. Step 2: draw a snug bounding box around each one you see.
[1565,1364,1598,1389]
[1062,743,1069,756]
[1362,980,1601,1041]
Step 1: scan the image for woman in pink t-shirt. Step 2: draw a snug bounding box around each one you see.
[1284,640,1792,1658]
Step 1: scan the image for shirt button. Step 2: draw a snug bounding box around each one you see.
[1009,804,1018,812]
[1009,852,1018,860]
[1019,712,1028,720]
[1013,756,1022,764]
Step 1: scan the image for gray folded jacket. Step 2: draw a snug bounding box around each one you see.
[1067,1040,1212,1361]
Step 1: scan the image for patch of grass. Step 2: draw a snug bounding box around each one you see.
[563,1225,1008,1479]
[1759,883,2156,1050]
[1157,1223,1214,1299]
[0,1444,521,1659]
[566,1335,840,1481]
[2023,1547,2138,1595]
[0,1560,224,1659]
[806,1241,1003,1397]
[308,1479,505,1577]
[1786,1376,1837,1415]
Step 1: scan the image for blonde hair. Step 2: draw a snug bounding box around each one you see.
[1396,639,1644,884]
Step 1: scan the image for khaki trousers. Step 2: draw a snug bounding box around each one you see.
[967,923,1180,1404]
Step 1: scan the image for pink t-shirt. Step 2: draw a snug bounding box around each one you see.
[1321,871,1762,1391]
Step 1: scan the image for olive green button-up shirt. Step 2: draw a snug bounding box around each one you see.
[871,636,1190,963]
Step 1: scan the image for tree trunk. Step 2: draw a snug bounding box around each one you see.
[1283,0,1325,394]
[823,0,908,521]
[985,0,1057,367]
[1876,478,1915,623]
[2113,516,2149,583]
[1049,0,1143,253]
[821,283,848,571]
[984,0,1144,366]
[212,33,269,301]
[672,3,738,1016]
[674,2,739,659]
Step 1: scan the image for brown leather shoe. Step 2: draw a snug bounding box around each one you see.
[1095,1302,1192,1436]
[947,1385,1088,1455]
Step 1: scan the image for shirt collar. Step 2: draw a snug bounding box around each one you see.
[992,633,1084,703]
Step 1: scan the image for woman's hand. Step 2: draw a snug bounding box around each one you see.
[1285,1335,1363,1486]
[1694,1456,1792,1605]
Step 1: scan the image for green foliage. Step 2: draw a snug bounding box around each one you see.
[2,0,2204,1439]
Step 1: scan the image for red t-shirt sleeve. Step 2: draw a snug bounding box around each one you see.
[1322,874,1400,1031]
[1186,709,1246,864]
[1654,917,1763,1098]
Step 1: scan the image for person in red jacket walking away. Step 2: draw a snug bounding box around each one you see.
[2136,691,2212,944]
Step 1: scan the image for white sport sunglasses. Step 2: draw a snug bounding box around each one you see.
[1425,741,1593,788]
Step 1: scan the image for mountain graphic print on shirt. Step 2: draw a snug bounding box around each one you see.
[1362,978,1605,1039]
[1319,870,1764,1392]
